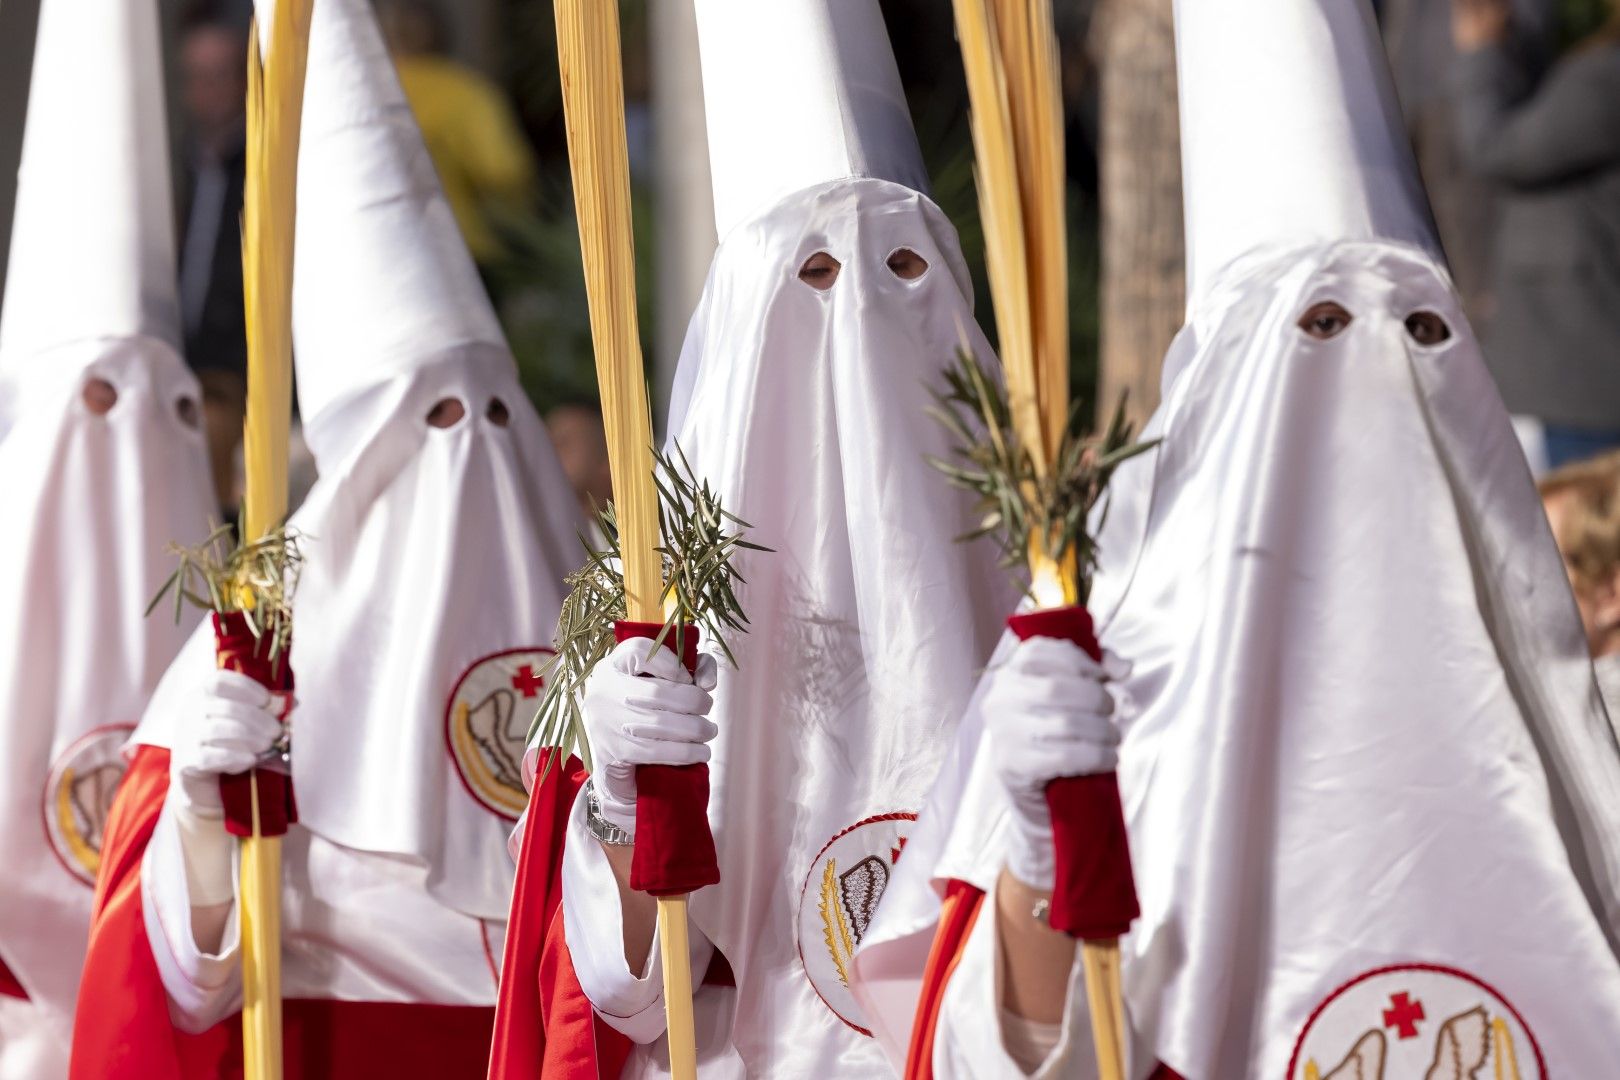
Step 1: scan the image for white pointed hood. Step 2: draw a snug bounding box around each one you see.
[555,0,1013,1070]
[0,0,213,1041]
[137,0,583,925]
[856,1,1620,1075]
[1175,0,1442,311]
[284,0,508,438]
[694,0,930,241]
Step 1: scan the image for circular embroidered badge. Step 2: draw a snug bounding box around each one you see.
[1287,963,1546,1079]
[796,812,917,1036]
[445,648,553,820]
[42,724,134,886]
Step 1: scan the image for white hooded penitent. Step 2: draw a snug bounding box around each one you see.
[855,0,1620,1076]
[558,0,1017,1073]
[137,0,581,948]
[0,0,213,1068]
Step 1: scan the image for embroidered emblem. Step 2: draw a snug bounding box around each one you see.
[42,724,134,885]
[1288,964,1545,1079]
[444,648,553,820]
[796,812,916,1036]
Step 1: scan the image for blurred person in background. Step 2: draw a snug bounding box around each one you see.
[1542,450,1620,712]
[544,400,613,522]
[1453,0,1620,468]
[176,1,250,519]
[376,0,537,277]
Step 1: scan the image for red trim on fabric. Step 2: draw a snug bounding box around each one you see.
[441,646,555,823]
[614,621,721,896]
[38,721,137,885]
[212,612,296,838]
[1283,962,1548,1080]
[904,879,986,1079]
[71,745,496,1078]
[1006,606,1139,941]
[488,752,633,1080]
[794,811,920,1036]
[0,955,26,999]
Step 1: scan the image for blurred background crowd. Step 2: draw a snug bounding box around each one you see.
[0,0,1616,647]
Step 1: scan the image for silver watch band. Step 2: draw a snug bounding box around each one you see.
[585,780,634,846]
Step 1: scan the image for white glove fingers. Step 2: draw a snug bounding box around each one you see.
[619,734,712,768]
[996,676,1114,718]
[622,713,719,746]
[621,680,713,718]
[1007,636,1107,681]
[204,667,275,707]
[693,654,719,692]
[611,638,696,683]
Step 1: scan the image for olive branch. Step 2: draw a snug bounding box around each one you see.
[146,520,304,671]
[530,445,768,771]
[926,347,1157,604]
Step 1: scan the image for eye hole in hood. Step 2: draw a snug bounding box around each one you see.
[82,377,118,415]
[1404,310,1451,347]
[486,397,511,427]
[798,251,842,290]
[1298,300,1353,341]
[885,247,929,281]
[426,397,466,428]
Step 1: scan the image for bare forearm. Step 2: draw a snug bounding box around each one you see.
[995,869,1079,1024]
[601,841,659,973]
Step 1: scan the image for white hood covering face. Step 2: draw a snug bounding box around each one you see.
[137,0,581,922]
[668,177,1014,1069]
[855,0,1620,1075]
[648,0,1015,1067]
[0,0,213,1039]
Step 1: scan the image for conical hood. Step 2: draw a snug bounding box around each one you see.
[285,0,509,424]
[1174,0,1442,309]
[0,0,179,370]
[693,0,929,239]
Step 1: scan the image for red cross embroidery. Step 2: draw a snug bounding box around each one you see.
[510,664,544,698]
[1382,992,1425,1039]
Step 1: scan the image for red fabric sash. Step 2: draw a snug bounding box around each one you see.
[488,751,633,1080]
[614,622,721,897]
[212,612,297,838]
[903,877,1183,1079]
[1006,606,1140,939]
[71,745,494,1079]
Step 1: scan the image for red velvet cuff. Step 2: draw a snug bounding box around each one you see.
[615,621,721,897]
[212,611,297,838]
[1006,605,1139,940]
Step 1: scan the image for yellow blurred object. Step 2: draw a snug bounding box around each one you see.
[392,55,536,263]
[237,1,313,1076]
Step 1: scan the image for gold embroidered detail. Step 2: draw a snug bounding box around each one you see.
[820,858,856,986]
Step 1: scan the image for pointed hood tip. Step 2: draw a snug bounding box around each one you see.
[694,0,929,240]
[1174,0,1443,311]
[0,0,179,371]
[276,0,510,424]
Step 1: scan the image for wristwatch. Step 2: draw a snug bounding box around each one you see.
[585,780,634,846]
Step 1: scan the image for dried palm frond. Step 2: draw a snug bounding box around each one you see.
[928,348,1154,605]
[530,446,768,770]
[146,520,305,671]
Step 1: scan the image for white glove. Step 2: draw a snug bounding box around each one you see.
[582,637,719,837]
[984,636,1123,890]
[167,668,289,906]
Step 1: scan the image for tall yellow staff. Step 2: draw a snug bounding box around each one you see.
[237,2,313,1076]
[551,3,702,1076]
[950,2,1141,1077]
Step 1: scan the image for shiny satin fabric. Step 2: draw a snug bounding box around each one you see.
[138,351,582,922]
[858,240,1620,1077]
[655,177,1016,1074]
[133,0,584,926]
[0,338,213,1056]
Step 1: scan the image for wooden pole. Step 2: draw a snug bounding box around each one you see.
[238,2,312,1076]
[552,3,698,1075]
